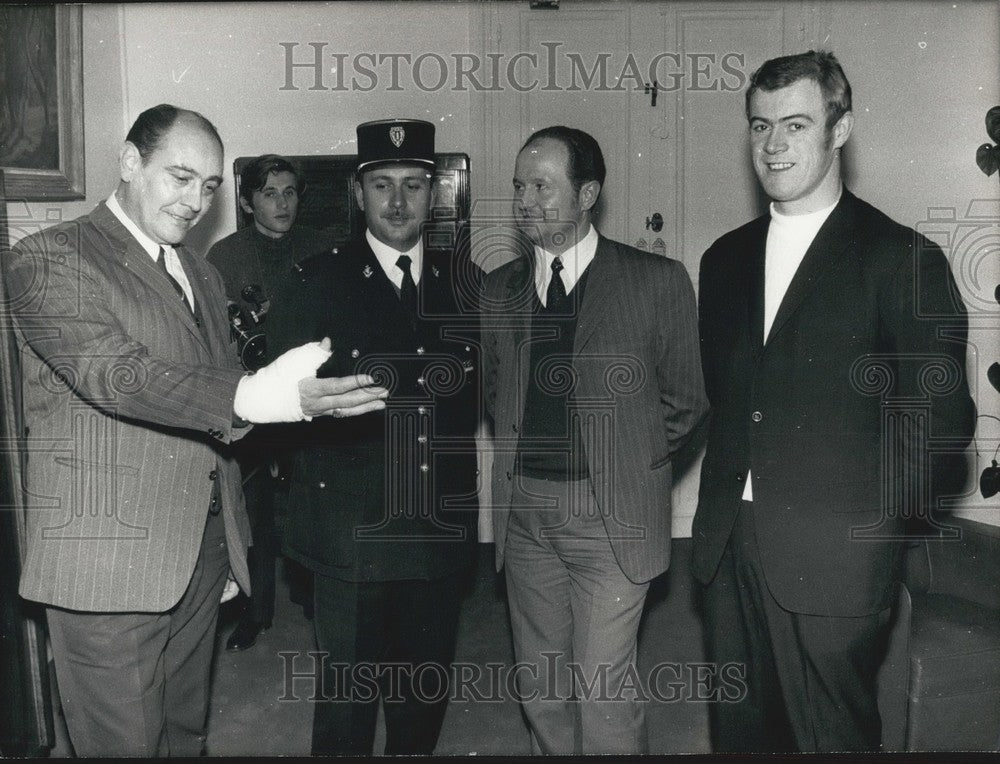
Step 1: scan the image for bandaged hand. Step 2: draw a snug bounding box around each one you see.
[234,339,332,423]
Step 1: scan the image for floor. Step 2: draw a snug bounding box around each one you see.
[51,540,712,757]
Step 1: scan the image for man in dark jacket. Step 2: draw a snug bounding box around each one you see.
[207,155,335,650]
[273,119,481,755]
[693,50,976,752]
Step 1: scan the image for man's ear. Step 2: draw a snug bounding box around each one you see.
[119,141,141,182]
[578,180,601,213]
[832,111,854,150]
[238,197,254,216]
[353,178,365,211]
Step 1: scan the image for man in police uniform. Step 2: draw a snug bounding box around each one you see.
[208,155,334,650]
[277,119,481,755]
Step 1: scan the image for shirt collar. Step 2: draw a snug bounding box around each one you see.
[106,191,162,261]
[366,229,423,287]
[768,188,841,230]
[534,223,598,304]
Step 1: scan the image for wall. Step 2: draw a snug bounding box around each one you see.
[818,1,1000,526]
[4,0,999,528]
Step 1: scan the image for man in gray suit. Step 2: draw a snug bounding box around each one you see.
[2,104,386,757]
[481,126,708,754]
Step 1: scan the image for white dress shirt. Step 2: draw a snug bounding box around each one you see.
[367,229,422,288]
[533,223,599,306]
[106,192,195,311]
[744,191,840,502]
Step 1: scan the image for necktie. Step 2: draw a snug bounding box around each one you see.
[157,247,191,312]
[397,254,417,315]
[546,256,567,312]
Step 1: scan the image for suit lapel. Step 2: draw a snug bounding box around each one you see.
[175,245,217,354]
[573,237,615,354]
[356,238,410,318]
[90,203,208,350]
[500,256,534,418]
[745,220,767,358]
[765,193,856,346]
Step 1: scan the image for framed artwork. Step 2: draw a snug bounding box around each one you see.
[0,5,85,200]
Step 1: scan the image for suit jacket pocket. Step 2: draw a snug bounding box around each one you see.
[53,456,140,475]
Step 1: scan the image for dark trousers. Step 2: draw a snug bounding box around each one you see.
[310,572,464,756]
[701,500,891,753]
[240,465,276,625]
[45,509,229,757]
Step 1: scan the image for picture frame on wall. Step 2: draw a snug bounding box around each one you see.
[0,5,85,201]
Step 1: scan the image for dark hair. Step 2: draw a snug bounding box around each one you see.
[745,50,852,129]
[238,154,305,209]
[520,125,606,193]
[124,103,223,160]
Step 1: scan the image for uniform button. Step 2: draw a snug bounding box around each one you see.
[417,376,426,386]
[751,411,763,423]
[318,481,326,489]
[417,406,428,415]
[420,464,429,473]
[351,348,360,359]
[332,247,339,254]
[736,473,744,483]
[417,435,428,444]
[208,470,218,481]
[416,346,425,355]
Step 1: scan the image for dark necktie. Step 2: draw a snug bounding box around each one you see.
[157,246,191,312]
[397,254,417,315]
[546,256,568,312]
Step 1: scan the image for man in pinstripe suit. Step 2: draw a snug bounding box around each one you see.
[2,104,386,757]
[481,126,709,754]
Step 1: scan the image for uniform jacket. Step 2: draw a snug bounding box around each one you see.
[4,201,251,612]
[275,236,482,582]
[481,235,709,585]
[692,190,976,616]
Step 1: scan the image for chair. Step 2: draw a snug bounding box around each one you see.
[879,516,1000,751]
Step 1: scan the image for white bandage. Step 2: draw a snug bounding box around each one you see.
[233,341,331,423]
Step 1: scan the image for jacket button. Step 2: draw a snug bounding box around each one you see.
[751,411,763,423]
[417,435,428,444]
[417,376,426,386]
[416,346,425,355]
[420,464,429,473]
[417,406,428,415]
[736,473,744,483]
[318,481,326,489]
[351,348,360,359]
[208,470,218,480]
